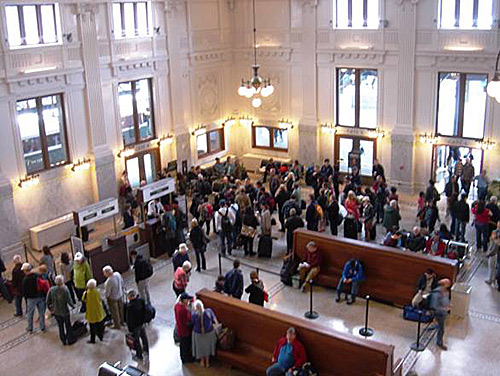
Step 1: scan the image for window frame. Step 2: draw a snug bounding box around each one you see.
[197,128,225,158]
[5,3,61,48]
[16,93,71,174]
[336,67,378,129]
[332,0,378,29]
[118,78,156,147]
[334,134,377,178]
[435,71,488,140]
[438,0,491,29]
[251,125,289,152]
[113,1,151,39]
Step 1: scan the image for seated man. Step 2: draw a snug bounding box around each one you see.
[411,268,437,308]
[298,242,323,292]
[407,226,426,253]
[383,227,402,248]
[336,259,364,304]
[266,327,307,376]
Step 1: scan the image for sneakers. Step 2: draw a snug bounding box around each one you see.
[437,344,448,351]
[485,280,492,285]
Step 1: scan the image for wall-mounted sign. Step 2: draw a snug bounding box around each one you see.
[137,178,175,204]
[73,198,119,227]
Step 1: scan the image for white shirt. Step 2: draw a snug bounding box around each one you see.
[214,207,236,232]
[148,200,164,217]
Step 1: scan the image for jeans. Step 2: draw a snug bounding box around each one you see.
[14,295,23,315]
[137,279,151,305]
[26,297,46,332]
[475,223,489,252]
[455,220,467,242]
[219,232,233,256]
[436,313,446,346]
[132,325,149,358]
[330,223,338,236]
[462,179,472,195]
[336,279,360,301]
[201,220,211,236]
[194,247,206,271]
[266,363,293,376]
[54,314,72,344]
[478,187,488,201]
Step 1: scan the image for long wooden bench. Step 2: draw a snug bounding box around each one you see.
[197,288,403,376]
[293,229,458,306]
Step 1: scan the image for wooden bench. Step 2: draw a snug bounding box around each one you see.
[293,229,458,306]
[197,288,403,376]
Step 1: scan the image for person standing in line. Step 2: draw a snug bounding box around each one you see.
[125,290,149,361]
[82,279,106,344]
[189,219,209,272]
[284,208,305,254]
[72,252,92,313]
[245,270,266,306]
[11,255,24,316]
[425,179,440,205]
[223,259,244,299]
[46,275,74,345]
[461,158,475,196]
[60,252,76,305]
[452,193,470,242]
[191,300,218,368]
[215,200,235,256]
[21,263,46,333]
[485,221,500,286]
[360,196,375,242]
[430,279,451,350]
[39,246,55,282]
[383,199,401,234]
[472,200,491,253]
[130,250,154,305]
[174,292,194,364]
[327,195,340,236]
[173,261,192,297]
[172,243,191,272]
[305,194,320,232]
[103,266,125,329]
[241,206,259,256]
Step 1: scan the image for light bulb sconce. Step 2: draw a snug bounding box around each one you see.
[321,123,337,135]
[18,174,40,188]
[239,116,254,127]
[158,134,174,146]
[191,125,207,137]
[117,148,135,158]
[71,158,91,172]
[367,128,386,139]
[479,138,496,151]
[419,133,439,145]
[278,118,293,130]
[223,117,236,127]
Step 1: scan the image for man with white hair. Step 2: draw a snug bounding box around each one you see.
[103,265,125,329]
[46,275,75,345]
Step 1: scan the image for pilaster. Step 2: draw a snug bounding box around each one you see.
[0,169,22,259]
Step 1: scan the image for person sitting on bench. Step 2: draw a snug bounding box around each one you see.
[411,269,437,308]
[298,242,323,292]
[266,327,307,376]
[336,259,364,304]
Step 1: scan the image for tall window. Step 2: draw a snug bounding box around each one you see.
[252,126,288,151]
[337,68,378,129]
[113,1,151,38]
[436,72,487,139]
[17,94,69,174]
[438,0,493,29]
[118,79,154,146]
[332,0,379,29]
[197,129,225,157]
[5,4,61,48]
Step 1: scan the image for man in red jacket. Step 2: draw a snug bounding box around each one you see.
[298,242,323,292]
[174,293,193,363]
[266,327,307,376]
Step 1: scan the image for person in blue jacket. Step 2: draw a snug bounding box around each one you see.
[335,259,364,304]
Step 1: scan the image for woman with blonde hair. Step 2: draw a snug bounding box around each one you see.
[190,299,218,368]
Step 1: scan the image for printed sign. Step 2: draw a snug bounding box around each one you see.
[137,178,175,204]
[74,198,119,227]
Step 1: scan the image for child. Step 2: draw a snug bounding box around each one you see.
[214,275,225,293]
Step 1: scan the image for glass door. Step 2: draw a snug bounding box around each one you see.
[335,135,376,177]
[125,148,161,188]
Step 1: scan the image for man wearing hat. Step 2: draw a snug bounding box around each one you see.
[21,263,46,333]
[174,292,194,363]
[72,253,92,313]
[215,200,235,256]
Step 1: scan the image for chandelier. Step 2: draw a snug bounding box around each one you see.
[237,0,274,108]
[487,50,500,102]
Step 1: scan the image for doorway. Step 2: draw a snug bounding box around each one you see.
[334,135,376,184]
[125,148,161,188]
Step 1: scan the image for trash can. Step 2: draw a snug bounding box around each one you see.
[450,283,472,318]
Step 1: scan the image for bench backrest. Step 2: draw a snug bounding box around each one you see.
[293,229,458,306]
[197,288,396,376]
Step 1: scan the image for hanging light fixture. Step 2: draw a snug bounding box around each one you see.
[487,50,500,103]
[237,0,274,108]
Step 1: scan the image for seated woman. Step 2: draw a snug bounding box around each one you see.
[426,231,446,257]
[383,227,402,248]
[298,242,323,292]
[266,327,307,376]
[336,259,364,304]
[411,269,437,308]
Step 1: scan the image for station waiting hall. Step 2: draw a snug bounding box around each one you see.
[1,1,500,376]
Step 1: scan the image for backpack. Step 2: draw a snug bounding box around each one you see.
[220,210,233,233]
[291,363,318,376]
[144,302,156,323]
[144,260,154,279]
[37,277,50,295]
[218,327,236,350]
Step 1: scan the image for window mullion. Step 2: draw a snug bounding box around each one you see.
[348,0,353,28]
[206,133,211,154]
[36,5,43,44]
[133,2,138,36]
[472,0,479,27]
[457,74,466,137]
[454,0,460,27]
[355,69,361,128]
[18,6,26,45]
[132,82,141,143]
[270,128,274,149]
[37,98,50,170]
[52,4,58,43]
[363,0,368,27]
[120,3,126,37]
[145,2,150,32]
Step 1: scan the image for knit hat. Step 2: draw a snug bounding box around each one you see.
[74,252,83,262]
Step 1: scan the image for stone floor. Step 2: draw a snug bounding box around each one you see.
[0,200,499,376]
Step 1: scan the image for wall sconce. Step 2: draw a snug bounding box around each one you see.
[239,116,253,127]
[278,118,293,130]
[321,123,336,135]
[117,148,135,158]
[18,174,40,188]
[419,133,439,145]
[191,125,207,137]
[479,138,496,151]
[223,117,236,127]
[153,26,161,35]
[367,128,386,139]
[71,158,91,172]
[158,134,174,146]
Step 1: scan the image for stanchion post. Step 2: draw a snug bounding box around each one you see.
[218,253,222,275]
[410,311,425,352]
[359,295,374,337]
[304,280,319,320]
[23,243,28,263]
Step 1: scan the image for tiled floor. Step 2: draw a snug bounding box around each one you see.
[0,200,499,376]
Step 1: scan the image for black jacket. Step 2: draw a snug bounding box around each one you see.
[285,216,305,241]
[407,234,426,253]
[306,202,319,228]
[125,297,146,331]
[486,203,500,223]
[444,181,459,198]
[242,212,259,228]
[416,274,438,292]
[245,282,265,306]
[133,255,152,283]
[189,226,207,249]
[22,273,41,299]
[327,201,340,224]
[452,200,470,222]
[12,264,24,290]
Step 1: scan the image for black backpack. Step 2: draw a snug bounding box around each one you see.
[221,210,233,233]
[144,260,154,279]
[144,302,156,323]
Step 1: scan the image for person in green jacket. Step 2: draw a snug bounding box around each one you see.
[82,279,106,344]
[72,252,92,313]
[382,200,401,233]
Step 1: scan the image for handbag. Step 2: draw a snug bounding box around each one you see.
[264,290,269,302]
[241,225,256,238]
[125,333,135,350]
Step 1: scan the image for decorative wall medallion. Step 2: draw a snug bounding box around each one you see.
[197,74,219,118]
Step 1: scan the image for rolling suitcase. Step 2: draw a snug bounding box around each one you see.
[403,305,434,323]
[257,235,272,258]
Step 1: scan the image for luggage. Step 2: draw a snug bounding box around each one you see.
[290,362,318,376]
[280,254,300,286]
[403,305,434,323]
[344,218,358,239]
[125,332,135,350]
[217,327,236,350]
[257,235,272,258]
[144,302,156,323]
[122,365,149,376]
[66,329,78,345]
[370,224,377,241]
[71,320,88,337]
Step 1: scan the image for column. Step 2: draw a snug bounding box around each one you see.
[77,4,117,200]
[0,168,22,259]
[390,0,419,192]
